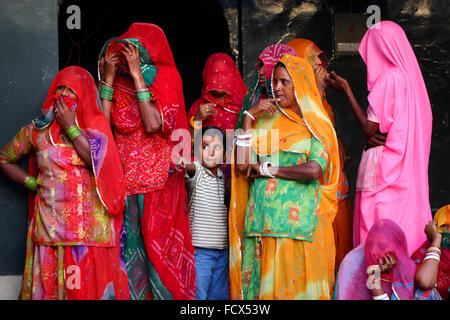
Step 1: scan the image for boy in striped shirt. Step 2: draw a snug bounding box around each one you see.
[175,126,229,300]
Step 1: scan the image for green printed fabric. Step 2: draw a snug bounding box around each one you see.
[245,137,328,242]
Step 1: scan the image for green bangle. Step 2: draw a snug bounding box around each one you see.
[24,176,37,191]
[136,90,151,101]
[65,125,82,141]
[100,84,114,100]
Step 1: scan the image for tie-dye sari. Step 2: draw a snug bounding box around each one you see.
[229,55,340,300]
[0,66,129,299]
[99,23,196,300]
[287,38,353,271]
[188,53,246,131]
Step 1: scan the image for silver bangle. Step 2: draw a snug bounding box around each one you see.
[244,110,255,121]
[260,162,275,178]
[236,139,252,147]
[373,293,389,300]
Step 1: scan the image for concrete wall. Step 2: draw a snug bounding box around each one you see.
[0,0,58,298]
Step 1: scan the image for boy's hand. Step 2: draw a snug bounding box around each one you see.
[175,157,189,171]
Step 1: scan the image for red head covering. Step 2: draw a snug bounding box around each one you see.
[110,23,186,126]
[188,53,246,130]
[36,66,126,216]
[106,23,189,164]
[257,44,298,78]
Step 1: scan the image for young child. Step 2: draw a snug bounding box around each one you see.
[175,126,229,300]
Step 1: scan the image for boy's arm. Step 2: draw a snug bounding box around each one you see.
[185,163,196,178]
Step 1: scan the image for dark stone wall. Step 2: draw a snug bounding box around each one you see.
[0,0,59,275]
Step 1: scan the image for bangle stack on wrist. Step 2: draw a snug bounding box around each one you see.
[424,246,441,263]
[236,133,252,147]
[24,176,37,191]
[259,162,275,178]
[373,293,389,301]
[65,125,83,141]
[100,81,114,100]
[136,88,151,102]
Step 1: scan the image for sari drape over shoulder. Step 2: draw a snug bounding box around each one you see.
[354,21,433,254]
[229,55,340,300]
[287,38,353,270]
[235,44,298,129]
[102,23,195,300]
[334,219,415,300]
[188,53,247,131]
[0,66,129,299]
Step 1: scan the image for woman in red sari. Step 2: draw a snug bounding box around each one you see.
[188,53,246,133]
[0,66,129,299]
[99,23,196,300]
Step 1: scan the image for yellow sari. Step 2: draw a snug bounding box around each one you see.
[287,38,354,270]
[229,55,340,299]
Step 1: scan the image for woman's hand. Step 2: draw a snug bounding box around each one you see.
[366,133,387,148]
[246,162,262,179]
[378,253,396,273]
[54,96,76,131]
[103,53,120,85]
[248,98,279,119]
[326,71,350,93]
[194,103,217,122]
[425,220,442,245]
[122,42,143,81]
[314,65,329,98]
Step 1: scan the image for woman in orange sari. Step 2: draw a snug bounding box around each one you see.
[230,54,340,300]
[287,38,353,270]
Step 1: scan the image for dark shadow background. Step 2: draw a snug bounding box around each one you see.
[58,0,232,110]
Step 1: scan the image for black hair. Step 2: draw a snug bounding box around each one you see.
[195,125,226,148]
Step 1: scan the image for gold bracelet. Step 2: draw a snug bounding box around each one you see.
[190,116,202,130]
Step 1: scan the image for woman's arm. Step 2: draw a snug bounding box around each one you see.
[122,43,162,133]
[0,125,37,190]
[247,161,323,181]
[414,221,441,291]
[326,71,380,139]
[236,98,279,173]
[54,96,92,167]
[100,54,119,121]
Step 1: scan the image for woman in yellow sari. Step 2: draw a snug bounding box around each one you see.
[287,38,353,271]
[229,54,340,299]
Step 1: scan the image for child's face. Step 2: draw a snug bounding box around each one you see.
[200,135,224,169]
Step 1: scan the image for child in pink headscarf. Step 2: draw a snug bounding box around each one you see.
[327,21,433,255]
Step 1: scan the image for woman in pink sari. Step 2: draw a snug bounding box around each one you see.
[334,219,416,300]
[328,21,433,254]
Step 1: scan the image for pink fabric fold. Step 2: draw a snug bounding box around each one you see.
[354,21,433,254]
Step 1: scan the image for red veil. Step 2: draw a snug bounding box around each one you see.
[188,53,247,130]
[106,23,195,299]
[31,66,126,218]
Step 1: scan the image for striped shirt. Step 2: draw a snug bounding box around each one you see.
[186,162,228,249]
